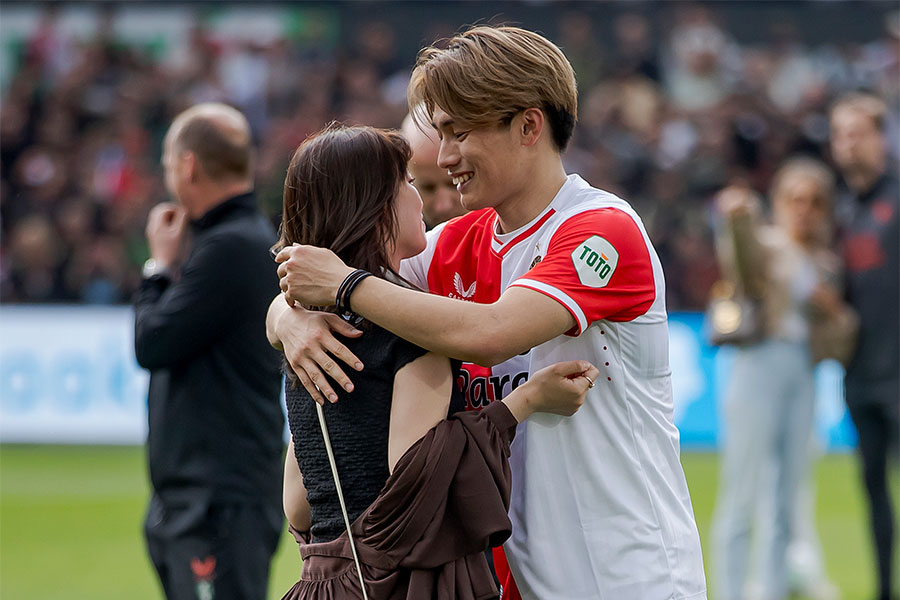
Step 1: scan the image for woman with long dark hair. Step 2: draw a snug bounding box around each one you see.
[269,123,597,600]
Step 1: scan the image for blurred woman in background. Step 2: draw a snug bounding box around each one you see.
[711,158,858,600]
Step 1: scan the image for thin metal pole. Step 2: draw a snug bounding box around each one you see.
[315,401,370,600]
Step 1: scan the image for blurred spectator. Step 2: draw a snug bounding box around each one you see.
[830,92,899,600]
[0,2,896,311]
[663,4,740,113]
[711,159,857,600]
[557,10,605,91]
[766,23,823,115]
[400,109,465,228]
[5,214,69,301]
[612,12,660,82]
[134,103,285,600]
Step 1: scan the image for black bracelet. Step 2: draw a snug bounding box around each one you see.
[343,270,372,314]
[335,269,372,320]
[334,269,365,314]
[335,269,366,313]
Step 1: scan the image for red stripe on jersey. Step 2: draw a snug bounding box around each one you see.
[496,209,556,257]
[426,208,504,304]
[511,208,655,327]
[426,209,512,411]
[493,546,522,600]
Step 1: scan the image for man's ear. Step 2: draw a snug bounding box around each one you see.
[518,108,545,148]
[183,151,198,183]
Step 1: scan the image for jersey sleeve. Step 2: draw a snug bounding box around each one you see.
[509,208,656,335]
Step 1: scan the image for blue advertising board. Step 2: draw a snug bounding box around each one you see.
[668,312,857,452]
[0,306,858,449]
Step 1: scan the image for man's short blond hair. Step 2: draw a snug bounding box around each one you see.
[830,92,887,132]
[409,26,578,151]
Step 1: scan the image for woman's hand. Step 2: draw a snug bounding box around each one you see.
[716,186,758,218]
[809,283,843,318]
[503,360,599,422]
[275,244,355,307]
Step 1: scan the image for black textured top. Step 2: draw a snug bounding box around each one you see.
[286,322,465,542]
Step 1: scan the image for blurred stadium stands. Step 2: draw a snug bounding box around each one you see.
[1,1,897,308]
[1,6,895,597]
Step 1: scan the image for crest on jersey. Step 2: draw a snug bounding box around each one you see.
[530,242,543,269]
[190,555,216,600]
[453,273,477,299]
[572,235,618,288]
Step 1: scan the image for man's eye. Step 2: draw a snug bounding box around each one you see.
[454,131,469,141]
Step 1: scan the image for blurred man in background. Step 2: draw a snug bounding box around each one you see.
[830,92,899,600]
[134,103,284,600]
[400,109,465,229]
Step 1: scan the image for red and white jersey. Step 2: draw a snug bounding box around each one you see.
[401,174,706,600]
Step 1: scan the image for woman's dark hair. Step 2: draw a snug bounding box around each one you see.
[275,123,412,283]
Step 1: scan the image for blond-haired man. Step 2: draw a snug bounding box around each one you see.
[830,92,898,600]
[271,27,706,599]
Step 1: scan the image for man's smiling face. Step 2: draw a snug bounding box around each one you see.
[432,106,526,214]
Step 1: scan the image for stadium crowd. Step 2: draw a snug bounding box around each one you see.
[1,2,897,308]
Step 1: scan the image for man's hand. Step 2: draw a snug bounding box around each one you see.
[146,203,188,268]
[503,360,599,422]
[275,244,354,307]
[268,295,364,404]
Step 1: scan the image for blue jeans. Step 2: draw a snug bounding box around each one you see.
[713,340,815,600]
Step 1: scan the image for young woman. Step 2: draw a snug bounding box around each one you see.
[711,158,858,600]
[268,123,597,600]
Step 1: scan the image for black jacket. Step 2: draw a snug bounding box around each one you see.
[135,192,284,505]
[839,174,900,405]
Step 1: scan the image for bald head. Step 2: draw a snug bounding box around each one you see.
[400,112,439,159]
[400,112,464,227]
[166,103,253,182]
[162,103,254,217]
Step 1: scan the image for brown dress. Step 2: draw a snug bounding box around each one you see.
[282,401,519,600]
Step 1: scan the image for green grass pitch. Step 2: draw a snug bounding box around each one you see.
[0,445,882,599]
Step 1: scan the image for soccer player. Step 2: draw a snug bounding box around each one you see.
[400,107,466,228]
[270,26,706,599]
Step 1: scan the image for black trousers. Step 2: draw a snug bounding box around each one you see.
[145,494,283,600]
[846,399,899,600]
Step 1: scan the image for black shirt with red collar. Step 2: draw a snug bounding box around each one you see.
[838,173,899,405]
